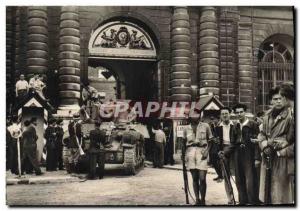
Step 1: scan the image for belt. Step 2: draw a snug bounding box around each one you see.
[187,143,207,148]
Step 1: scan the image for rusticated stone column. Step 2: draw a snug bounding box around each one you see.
[27,6,48,79]
[6,7,14,107]
[58,6,81,111]
[14,7,21,77]
[238,21,253,110]
[198,6,219,96]
[219,6,239,107]
[170,6,192,102]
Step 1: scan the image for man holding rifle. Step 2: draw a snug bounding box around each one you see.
[183,116,213,205]
[215,107,240,205]
[233,103,260,205]
[258,86,294,204]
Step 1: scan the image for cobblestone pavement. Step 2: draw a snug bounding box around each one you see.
[6,166,238,206]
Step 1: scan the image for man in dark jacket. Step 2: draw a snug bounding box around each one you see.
[44,118,58,171]
[209,117,223,182]
[21,120,43,175]
[56,119,64,170]
[215,107,240,205]
[233,103,260,205]
[87,121,106,179]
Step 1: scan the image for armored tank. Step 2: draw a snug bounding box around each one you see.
[81,121,146,175]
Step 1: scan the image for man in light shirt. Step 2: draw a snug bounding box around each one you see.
[15,74,29,101]
[183,116,213,205]
[152,124,166,168]
[29,74,46,99]
[215,107,240,205]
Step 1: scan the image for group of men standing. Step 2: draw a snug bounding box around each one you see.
[7,113,107,181]
[15,74,46,102]
[7,116,43,175]
[183,83,294,205]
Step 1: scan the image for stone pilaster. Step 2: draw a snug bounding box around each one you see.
[238,21,253,110]
[27,6,48,79]
[219,7,239,107]
[58,6,81,112]
[14,7,21,77]
[198,6,219,96]
[170,6,191,102]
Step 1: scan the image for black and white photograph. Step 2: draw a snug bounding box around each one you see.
[5,4,295,206]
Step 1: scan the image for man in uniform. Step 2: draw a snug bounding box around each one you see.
[87,121,106,179]
[258,86,294,204]
[233,103,260,205]
[215,107,240,205]
[183,116,213,205]
[21,119,43,175]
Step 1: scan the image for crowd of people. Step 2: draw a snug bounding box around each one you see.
[6,114,107,180]
[7,76,295,205]
[183,83,294,205]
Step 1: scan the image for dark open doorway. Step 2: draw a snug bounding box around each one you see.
[88,58,157,101]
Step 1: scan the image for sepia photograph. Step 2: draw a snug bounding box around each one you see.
[5,4,295,206]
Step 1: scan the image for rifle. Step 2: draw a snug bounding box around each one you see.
[17,137,21,177]
[181,137,189,204]
[219,157,236,205]
[264,152,273,204]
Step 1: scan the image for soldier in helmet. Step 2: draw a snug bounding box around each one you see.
[87,121,106,179]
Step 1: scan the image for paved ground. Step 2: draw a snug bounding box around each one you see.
[6,165,238,206]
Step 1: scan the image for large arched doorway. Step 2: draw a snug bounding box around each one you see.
[257,34,294,111]
[88,20,159,102]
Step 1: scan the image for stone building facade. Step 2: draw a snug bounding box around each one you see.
[6,6,294,114]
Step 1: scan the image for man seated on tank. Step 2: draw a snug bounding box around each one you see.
[87,121,106,179]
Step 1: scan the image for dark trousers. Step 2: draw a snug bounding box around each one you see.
[17,90,28,102]
[235,147,258,204]
[164,141,174,165]
[209,143,223,178]
[46,147,58,171]
[153,142,164,168]
[9,143,18,174]
[88,152,105,179]
[9,140,23,175]
[22,146,42,175]
[56,146,64,170]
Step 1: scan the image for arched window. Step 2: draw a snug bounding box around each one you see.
[257,40,294,111]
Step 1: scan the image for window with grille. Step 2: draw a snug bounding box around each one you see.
[257,41,294,111]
